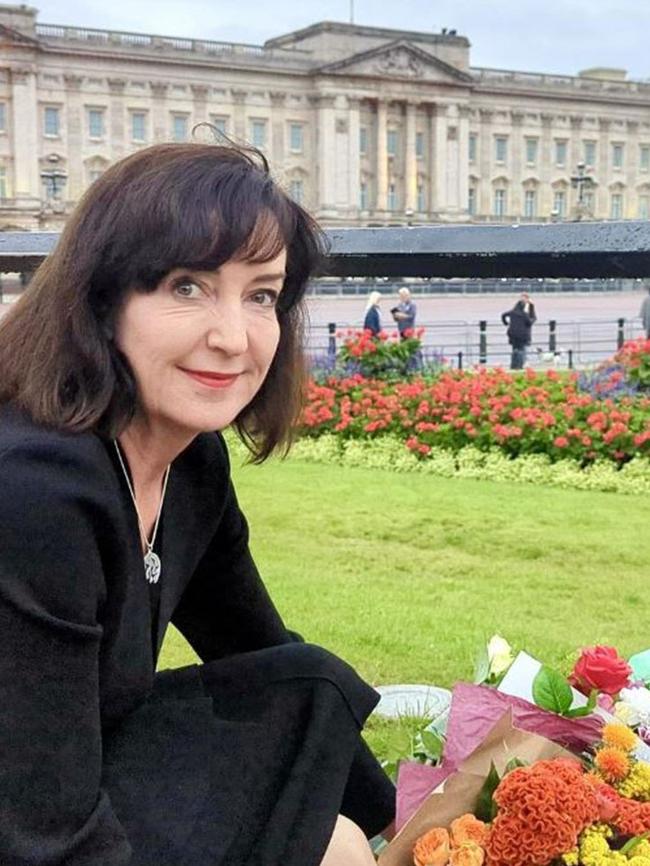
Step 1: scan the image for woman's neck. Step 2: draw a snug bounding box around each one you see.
[116,416,194,490]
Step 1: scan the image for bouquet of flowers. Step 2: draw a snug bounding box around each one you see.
[378,640,650,866]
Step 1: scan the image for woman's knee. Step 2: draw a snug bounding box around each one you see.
[320,814,376,866]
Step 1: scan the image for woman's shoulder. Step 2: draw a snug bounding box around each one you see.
[0,403,113,496]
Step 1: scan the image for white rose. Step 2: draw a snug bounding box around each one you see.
[487,635,514,677]
[616,687,650,727]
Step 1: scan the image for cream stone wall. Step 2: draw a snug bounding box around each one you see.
[1,4,650,230]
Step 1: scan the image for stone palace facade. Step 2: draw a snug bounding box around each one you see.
[2,3,650,229]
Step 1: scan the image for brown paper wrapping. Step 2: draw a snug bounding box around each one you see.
[378,710,575,866]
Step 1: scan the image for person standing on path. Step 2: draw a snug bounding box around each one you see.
[392,287,417,339]
[502,298,535,369]
[363,290,382,336]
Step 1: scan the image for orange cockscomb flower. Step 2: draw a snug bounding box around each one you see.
[413,827,450,866]
[602,723,637,753]
[450,814,489,849]
[594,746,631,783]
[450,841,485,866]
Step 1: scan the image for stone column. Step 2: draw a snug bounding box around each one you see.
[569,116,583,173]
[457,104,470,217]
[269,91,287,167]
[510,110,524,217]
[347,96,361,215]
[150,81,169,143]
[626,119,638,218]
[597,117,611,218]
[314,94,337,215]
[376,98,388,212]
[540,113,554,217]
[108,78,126,159]
[432,104,449,214]
[10,66,39,203]
[404,100,417,212]
[64,73,84,200]
[191,84,209,127]
[478,108,493,216]
[231,88,247,142]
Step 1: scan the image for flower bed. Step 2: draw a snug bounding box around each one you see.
[301,365,650,467]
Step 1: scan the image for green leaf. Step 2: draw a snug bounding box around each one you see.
[565,706,592,718]
[419,730,444,762]
[586,689,598,711]
[475,762,501,823]
[473,645,491,684]
[504,757,527,774]
[532,666,574,715]
[621,832,650,856]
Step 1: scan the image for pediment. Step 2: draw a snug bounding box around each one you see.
[315,39,472,85]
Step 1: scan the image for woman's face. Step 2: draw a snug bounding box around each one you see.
[115,250,286,439]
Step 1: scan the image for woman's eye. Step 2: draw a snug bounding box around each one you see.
[173,280,202,299]
[250,289,279,307]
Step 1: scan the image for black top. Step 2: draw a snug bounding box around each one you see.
[0,403,296,863]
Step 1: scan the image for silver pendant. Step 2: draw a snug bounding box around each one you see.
[144,550,161,584]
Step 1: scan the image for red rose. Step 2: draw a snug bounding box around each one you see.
[570,645,632,696]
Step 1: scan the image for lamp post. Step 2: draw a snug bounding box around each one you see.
[570,161,595,221]
[404,207,414,227]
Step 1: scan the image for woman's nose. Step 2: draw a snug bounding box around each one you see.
[205,305,249,356]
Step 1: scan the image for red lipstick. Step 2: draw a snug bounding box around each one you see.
[179,367,240,389]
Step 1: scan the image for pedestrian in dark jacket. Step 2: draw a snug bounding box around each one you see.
[363,290,382,336]
[502,299,535,369]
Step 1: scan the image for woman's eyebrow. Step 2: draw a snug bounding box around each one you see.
[250,272,286,283]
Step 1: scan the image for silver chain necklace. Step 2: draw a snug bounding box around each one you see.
[113,441,171,584]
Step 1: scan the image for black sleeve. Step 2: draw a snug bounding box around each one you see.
[501,312,510,326]
[171,466,299,661]
[0,440,131,865]
[529,304,537,323]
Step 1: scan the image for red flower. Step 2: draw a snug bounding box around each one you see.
[569,645,632,697]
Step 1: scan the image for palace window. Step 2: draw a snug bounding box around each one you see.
[387,129,398,157]
[359,126,368,155]
[415,131,424,158]
[640,145,650,171]
[553,190,566,217]
[612,143,624,170]
[555,139,568,167]
[638,195,649,219]
[525,138,538,165]
[88,109,105,139]
[131,112,147,142]
[359,181,368,210]
[250,119,267,148]
[0,166,6,198]
[524,189,537,218]
[387,183,397,210]
[493,188,506,216]
[172,114,188,142]
[289,179,304,204]
[495,136,508,164]
[584,141,596,167]
[417,184,425,211]
[0,103,6,133]
[468,187,476,215]
[289,123,304,153]
[610,193,623,219]
[44,106,60,137]
[469,134,477,163]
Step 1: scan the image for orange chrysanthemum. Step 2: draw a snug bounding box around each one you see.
[450,815,489,849]
[413,826,450,866]
[594,746,631,783]
[602,723,637,753]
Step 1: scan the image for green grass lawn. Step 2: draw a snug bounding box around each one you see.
[159,456,649,687]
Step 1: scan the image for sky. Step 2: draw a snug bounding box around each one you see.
[30,0,650,81]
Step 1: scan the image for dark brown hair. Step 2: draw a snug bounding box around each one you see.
[0,141,325,461]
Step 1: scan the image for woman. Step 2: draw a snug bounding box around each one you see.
[501,298,534,370]
[0,142,394,865]
[363,290,382,336]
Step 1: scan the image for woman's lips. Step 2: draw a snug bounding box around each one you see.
[179,367,240,389]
